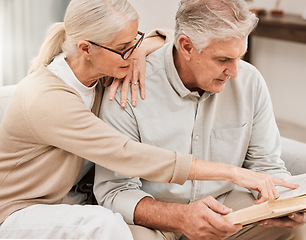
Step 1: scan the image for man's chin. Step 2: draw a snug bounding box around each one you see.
[212,81,227,93]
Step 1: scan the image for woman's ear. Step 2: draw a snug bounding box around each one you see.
[178,35,194,62]
[78,40,91,60]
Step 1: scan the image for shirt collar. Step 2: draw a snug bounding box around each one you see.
[164,42,214,99]
[47,53,97,96]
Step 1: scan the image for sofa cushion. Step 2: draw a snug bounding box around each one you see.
[281,137,306,176]
[0,85,17,122]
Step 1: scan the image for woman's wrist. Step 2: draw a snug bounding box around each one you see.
[138,36,166,56]
[189,158,239,183]
[224,165,239,183]
[188,158,197,180]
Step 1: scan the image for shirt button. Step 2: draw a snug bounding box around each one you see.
[194,135,200,141]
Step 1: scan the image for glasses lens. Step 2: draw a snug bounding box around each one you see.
[135,34,142,42]
[122,32,144,60]
[123,48,135,60]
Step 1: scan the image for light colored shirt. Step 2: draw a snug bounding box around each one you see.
[94,42,290,224]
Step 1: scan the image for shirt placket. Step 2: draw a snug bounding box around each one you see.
[190,92,212,202]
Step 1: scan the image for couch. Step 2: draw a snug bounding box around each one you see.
[0,84,306,175]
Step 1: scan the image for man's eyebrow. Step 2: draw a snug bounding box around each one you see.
[216,47,248,60]
[215,56,233,60]
[216,51,247,60]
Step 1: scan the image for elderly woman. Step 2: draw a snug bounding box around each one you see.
[0,0,298,239]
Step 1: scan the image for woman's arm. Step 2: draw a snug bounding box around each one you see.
[188,158,299,204]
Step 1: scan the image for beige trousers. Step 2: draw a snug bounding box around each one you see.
[129,187,306,240]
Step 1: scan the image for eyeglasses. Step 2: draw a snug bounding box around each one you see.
[87,31,145,60]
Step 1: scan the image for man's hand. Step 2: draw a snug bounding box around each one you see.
[134,196,242,240]
[181,196,242,240]
[258,212,306,229]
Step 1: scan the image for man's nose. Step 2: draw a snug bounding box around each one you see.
[224,59,239,78]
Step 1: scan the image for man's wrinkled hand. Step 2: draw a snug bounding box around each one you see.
[181,196,242,240]
[258,212,306,229]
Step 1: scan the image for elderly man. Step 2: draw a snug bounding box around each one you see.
[94,0,306,239]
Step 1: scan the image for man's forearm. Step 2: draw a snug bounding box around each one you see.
[134,196,186,233]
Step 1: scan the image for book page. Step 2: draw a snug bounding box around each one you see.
[277,173,306,200]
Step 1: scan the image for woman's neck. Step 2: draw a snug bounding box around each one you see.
[65,56,103,87]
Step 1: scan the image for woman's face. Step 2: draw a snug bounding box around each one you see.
[89,20,139,80]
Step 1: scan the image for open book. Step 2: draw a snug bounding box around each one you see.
[223,174,306,226]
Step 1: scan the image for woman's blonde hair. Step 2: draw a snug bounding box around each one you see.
[28,0,138,74]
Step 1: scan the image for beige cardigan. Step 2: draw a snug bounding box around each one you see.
[0,66,192,224]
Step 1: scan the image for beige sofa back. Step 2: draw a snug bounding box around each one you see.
[0,85,17,122]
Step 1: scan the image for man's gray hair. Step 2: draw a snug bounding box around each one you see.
[174,0,258,51]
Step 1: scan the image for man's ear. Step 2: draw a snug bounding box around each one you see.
[178,35,194,62]
[77,40,91,60]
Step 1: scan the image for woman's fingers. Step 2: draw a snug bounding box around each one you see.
[120,77,130,108]
[130,81,139,107]
[106,50,146,108]
[130,60,140,107]
[273,177,299,190]
[107,78,121,101]
[255,176,299,204]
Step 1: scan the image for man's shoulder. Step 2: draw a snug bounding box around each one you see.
[145,42,171,78]
[238,60,259,74]
[225,60,268,96]
[236,60,264,84]
[108,43,173,110]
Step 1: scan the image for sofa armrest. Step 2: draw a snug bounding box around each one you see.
[281,136,306,176]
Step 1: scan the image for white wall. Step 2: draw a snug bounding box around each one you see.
[249,0,306,129]
[129,0,178,32]
[251,37,306,129]
[0,0,70,86]
[131,0,306,129]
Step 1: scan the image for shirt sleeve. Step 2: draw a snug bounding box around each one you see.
[244,68,291,182]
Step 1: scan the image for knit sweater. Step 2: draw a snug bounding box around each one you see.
[0,66,192,224]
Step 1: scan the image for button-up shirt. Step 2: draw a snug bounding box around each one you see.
[94,42,290,224]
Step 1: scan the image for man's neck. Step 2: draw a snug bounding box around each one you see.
[173,47,204,95]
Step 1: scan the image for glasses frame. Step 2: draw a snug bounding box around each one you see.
[87,31,145,60]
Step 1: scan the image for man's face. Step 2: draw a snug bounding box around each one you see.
[187,37,248,93]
